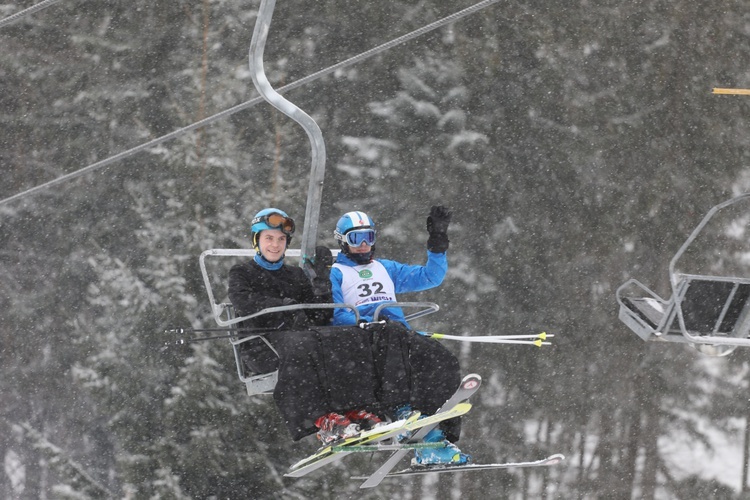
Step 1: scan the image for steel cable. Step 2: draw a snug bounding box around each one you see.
[0,0,66,29]
[0,0,501,207]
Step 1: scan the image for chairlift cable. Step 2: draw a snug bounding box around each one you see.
[0,0,65,29]
[0,0,501,208]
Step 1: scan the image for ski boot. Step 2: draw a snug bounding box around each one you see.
[393,404,418,442]
[314,412,360,444]
[344,409,383,431]
[393,403,435,441]
[412,428,471,466]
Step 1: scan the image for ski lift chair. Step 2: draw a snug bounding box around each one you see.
[617,194,750,356]
[224,303,278,395]
[199,249,441,395]
[200,248,349,395]
[221,300,350,396]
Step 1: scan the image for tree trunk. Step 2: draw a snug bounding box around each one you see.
[639,399,659,499]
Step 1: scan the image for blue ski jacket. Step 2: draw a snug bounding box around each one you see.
[330,250,448,327]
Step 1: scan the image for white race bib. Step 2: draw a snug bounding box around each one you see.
[333,261,397,307]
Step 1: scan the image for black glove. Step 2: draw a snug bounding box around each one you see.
[312,246,333,297]
[312,246,333,280]
[426,205,452,253]
[427,205,452,235]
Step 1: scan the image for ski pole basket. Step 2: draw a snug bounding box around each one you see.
[616,194,750,356]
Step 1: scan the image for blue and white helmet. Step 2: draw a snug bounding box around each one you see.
[334,211,376,264]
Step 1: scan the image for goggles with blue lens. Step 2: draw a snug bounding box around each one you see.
[344,229,376,247]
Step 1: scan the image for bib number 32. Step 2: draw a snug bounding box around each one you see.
[357,282,385,297]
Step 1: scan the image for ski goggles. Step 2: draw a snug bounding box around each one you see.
[252,212,296,234]
[344,229,376,247]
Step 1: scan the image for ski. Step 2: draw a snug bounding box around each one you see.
[333,442,446,453]
[353,453,566,479]
[286,412,421,475]
[285,401,472,478]
[358,373,482,489]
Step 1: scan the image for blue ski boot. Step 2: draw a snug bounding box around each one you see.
[394,404,417,442]
[412,428,471,466]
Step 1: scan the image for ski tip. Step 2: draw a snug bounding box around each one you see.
[461,373,482,389]
[461,373,482,385]
[545,453,566,464]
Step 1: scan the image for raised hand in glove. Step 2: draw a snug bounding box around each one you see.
[312,246,333,280]
[426,205,452,253]
[312,246,333,298]
[427,205,452,234]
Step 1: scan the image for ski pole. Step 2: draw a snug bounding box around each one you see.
[169,333,247,345]
[164,325,282,345]
[477,332,554,340]
[165,326,280,335]
[418,331,553,347]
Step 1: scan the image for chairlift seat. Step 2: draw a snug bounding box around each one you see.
[225,303,280,396]
[618,275,750,344]
[617,194,750,356]
[199,248,440,395]
[225,300,440,396]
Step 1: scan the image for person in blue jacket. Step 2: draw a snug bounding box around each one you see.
[329,207,470,466]
[330,210,448,327]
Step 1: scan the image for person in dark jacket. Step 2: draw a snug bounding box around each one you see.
[228,208,384,443]
[228,208,331,373]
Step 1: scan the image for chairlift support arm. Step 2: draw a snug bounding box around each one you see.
[250,0,326,277]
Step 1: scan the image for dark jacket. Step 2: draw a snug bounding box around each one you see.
[228,259,332,329]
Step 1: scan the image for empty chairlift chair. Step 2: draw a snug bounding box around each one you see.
[617,194,750,356]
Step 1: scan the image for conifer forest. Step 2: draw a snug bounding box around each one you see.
[3,1,750,498]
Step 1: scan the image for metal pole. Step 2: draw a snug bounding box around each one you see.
[743,395,750,492]
[249,0,326,277]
